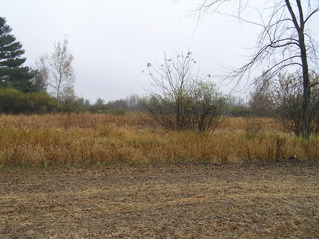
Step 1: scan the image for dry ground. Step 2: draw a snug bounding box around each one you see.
[1,161,319,238]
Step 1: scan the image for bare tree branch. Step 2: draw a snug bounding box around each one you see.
[187,0,319,138]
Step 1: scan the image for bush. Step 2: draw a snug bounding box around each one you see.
[0,88,57,114]
[146,52,225,132]
[24,92,58,114]
[229,106,252,117]
[275,71,319,136]
[0,88,23,114]
[147,82,225,132]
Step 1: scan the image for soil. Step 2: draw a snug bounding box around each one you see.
[1,161,319,238]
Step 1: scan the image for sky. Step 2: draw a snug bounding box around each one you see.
[1,0,318,102]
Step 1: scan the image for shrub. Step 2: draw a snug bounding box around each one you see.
[146,52,225,132]
[275,71,319,136]
[0,88,57,114]
[229,106,252,117]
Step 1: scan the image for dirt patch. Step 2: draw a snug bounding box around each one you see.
[1,161,319,238]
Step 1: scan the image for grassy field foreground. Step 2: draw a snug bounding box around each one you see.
[0,113,319,167]
[1,162,319,238]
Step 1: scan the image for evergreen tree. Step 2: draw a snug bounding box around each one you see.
[0,17,34,92]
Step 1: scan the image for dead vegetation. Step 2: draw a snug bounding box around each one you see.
[0,113,318,168]
[1,161,319,238]
[1,114,318,237]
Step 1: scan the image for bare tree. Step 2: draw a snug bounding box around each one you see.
[191,0,319,139]
[249,74,276,117]
[49,37,75,103]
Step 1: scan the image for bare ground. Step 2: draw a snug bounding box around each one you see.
[1,161,319,239]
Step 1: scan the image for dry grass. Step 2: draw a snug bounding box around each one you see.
[0,113,318,168]
[1,114,319,238]
[1,162,319,238]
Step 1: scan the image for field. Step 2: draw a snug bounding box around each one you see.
[1,114,319,238]
[0,113,319,167]
[1,161,319,238]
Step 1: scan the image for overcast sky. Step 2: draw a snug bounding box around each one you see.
[1,0,318,102]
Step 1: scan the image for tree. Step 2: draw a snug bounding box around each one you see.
[226,95,252,117]
[32,55,49,92]
[0,17,34,92]
[126,94,143,111]
[107,99,128,111]
[146,52,224,132]
[191,1,319,139]
[249,76,276,117]
[91,98,108,113]
[48,37,75,102]
[275,71,319,136]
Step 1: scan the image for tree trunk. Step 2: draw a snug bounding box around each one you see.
[297,1,311,140]
[301,41,311,139]
[286,0,311,139]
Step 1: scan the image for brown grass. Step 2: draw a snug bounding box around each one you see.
[1,114,319,238]
[0,113,318,168]
[1,162,319,238]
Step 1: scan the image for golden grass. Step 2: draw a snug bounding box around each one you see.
[0,113,318,167]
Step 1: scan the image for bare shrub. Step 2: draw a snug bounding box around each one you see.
[275,71,319,136]
[145,52,225,132]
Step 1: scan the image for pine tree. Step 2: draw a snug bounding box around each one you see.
[0,17,34,92]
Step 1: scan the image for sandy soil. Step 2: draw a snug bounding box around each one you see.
[1,161,319,238]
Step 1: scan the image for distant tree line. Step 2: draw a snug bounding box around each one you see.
[0,87,148,114]
[77,95,146,115]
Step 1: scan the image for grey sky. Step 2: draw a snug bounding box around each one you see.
[1,1,318,102]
